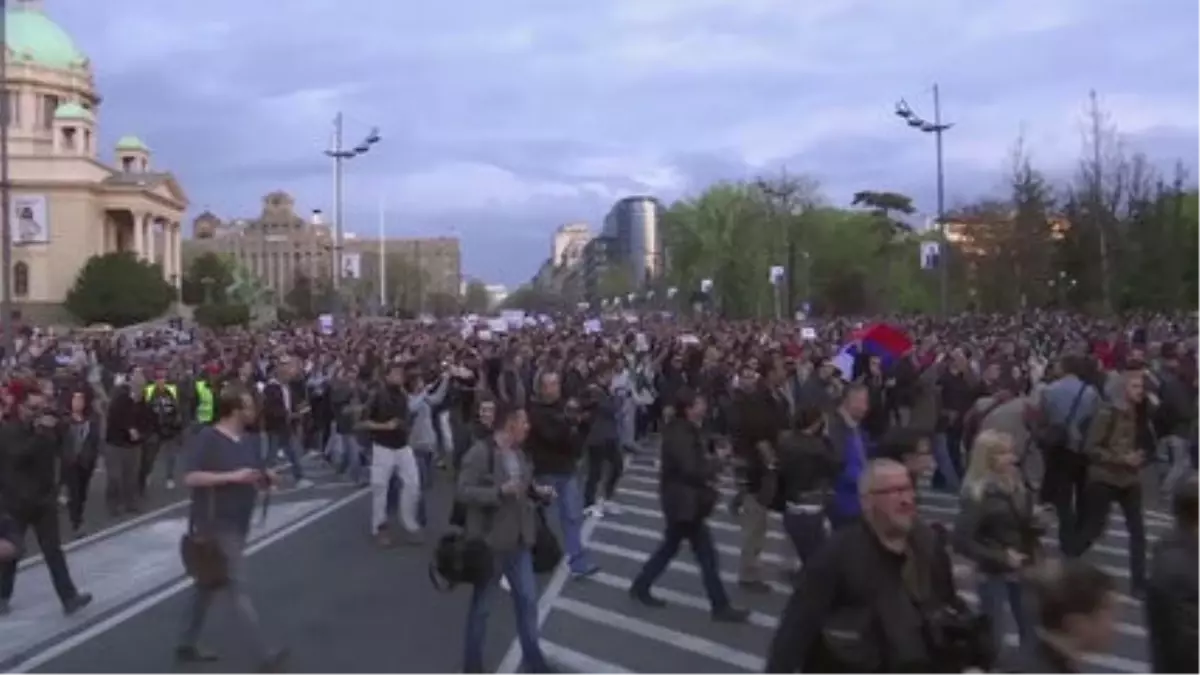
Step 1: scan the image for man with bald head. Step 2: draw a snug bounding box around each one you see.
[766,459,988,673]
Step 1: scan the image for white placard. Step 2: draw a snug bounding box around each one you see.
[11,194,49,245]
[700,279,713,293]
[583,319,601,334]
[800,327,817,340]
[487,318,508,333]
[667,287,678,298]
[769,266,784,284]
[341,252,362,279]
[318,313,334,335]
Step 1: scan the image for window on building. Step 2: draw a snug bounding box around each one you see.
[61,126,77,151]
[42,94,59,130]
[83,129,91,154]
[121,156,133,172]
[2,90,19,128]
[13,262,29,297]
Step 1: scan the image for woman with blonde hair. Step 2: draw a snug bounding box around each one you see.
[953,429,1046,656]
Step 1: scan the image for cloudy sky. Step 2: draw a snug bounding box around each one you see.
[53,0,1198,284]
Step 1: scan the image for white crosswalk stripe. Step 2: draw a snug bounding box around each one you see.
[502,457,1153,673]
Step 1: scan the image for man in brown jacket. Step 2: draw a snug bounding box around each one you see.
[1068,371,1148,596]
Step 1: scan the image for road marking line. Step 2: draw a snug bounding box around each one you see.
[594,520,793,566]
[497,493,604,673]
[541,641,632,674]
[553,597,764,671]
[586,540,792,596]
[7,488,369,674]
[605,502,788,541]
[19,459,332,571]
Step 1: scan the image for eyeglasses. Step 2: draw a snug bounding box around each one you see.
[869,484,915,497]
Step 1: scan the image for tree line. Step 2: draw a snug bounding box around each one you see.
[504,94,1197,317]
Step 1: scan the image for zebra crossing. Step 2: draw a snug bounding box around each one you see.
[499,456,1161,673]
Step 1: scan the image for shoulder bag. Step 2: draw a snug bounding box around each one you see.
[430,442,497,591]
[179,489,229,590]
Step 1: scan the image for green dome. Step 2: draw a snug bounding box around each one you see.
[53,101,91,121]
[116,135,148,151]
[4,4,88,70]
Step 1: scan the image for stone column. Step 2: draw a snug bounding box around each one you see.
[133,212,145,260]
[171,222,182,285]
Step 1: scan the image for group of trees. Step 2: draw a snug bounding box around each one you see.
[65,252,176,326]
[509,94,1196,318]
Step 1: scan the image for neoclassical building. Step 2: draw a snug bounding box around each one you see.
[4,0,187,323]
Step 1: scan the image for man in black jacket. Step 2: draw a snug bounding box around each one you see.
[104,377,147,515]
[526,370,598,578]
[731,360,788,592]
[1146,475,1198,674]
[766,459,978,673]
[0,388,93,616]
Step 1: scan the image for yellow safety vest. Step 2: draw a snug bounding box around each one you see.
[194,381,214,423]
[144,383,178,401]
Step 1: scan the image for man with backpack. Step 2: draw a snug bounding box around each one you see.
[1036,355,1101,549]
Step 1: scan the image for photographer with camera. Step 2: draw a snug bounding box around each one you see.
[767,458,991,673]
[456,404,553,673]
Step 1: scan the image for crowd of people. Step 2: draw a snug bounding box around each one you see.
[0,309,1195,673]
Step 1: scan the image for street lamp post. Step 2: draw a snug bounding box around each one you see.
[895,84,953,316]
[1,0,14,358]
[324,113,380,318]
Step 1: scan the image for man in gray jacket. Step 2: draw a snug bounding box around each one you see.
[457,404,553,673]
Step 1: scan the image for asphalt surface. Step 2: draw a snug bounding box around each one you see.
[10,451,1165,673]
[521,457,1157,674]
[17,457,519,674]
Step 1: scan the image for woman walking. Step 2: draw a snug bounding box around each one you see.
[953,429,1046,655]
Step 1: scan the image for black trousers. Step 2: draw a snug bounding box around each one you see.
[1041,448,1088,549]
[1069,480,1147,589]
[0,504,79,604]
[584,441,623,507]
[61,459,96,530]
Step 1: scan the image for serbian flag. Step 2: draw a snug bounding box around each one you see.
[832,323,913,381]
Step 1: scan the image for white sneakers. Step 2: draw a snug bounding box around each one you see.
[585,499,622,518]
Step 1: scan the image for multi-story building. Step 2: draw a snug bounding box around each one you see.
[3,0,187,323]
[184,191,461,304]
[581,235,614,304]
[551,222,593,268]
[601,196,664,286]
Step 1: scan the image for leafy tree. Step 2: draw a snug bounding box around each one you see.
[284,272,334,319]
[597,263,637,301]
[194,302,251,328]
[850,190,916,310]
[181,252,234,305]
[382,253,430,314]
[463,279,491,313]
[65,252,174,326]
[501,285,568,313]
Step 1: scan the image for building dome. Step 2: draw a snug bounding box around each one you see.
[4,2,89,70]
[53,101,91,121]
[116,134,149,151]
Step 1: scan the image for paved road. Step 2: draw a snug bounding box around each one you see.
[10,453,1164,673]
[15,459,520,674]
[499,456,1157,674]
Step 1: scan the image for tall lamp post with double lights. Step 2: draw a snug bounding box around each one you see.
[895,85,953,316]
[325,113,380,316]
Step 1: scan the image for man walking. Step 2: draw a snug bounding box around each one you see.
[176,383,287,671]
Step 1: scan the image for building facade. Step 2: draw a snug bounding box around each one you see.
[602,196,663,285]
[184,191,462,305]
[551,222,592,268]
[581,235,613,303]
[3,0,187,323]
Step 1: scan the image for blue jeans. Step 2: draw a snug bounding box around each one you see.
[978,575,1030,654]
[414,448,434,528]
[327,432,363,483]
[932,432,962,491]
[264,432,305,481]
[631,520,729,610]
[538,473,592,574]
[463,548,549,673]
[782,510,827,565]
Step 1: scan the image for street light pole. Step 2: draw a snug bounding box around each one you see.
[324,112,380,318]
[895,84,953,316]
[1,0,14,358]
